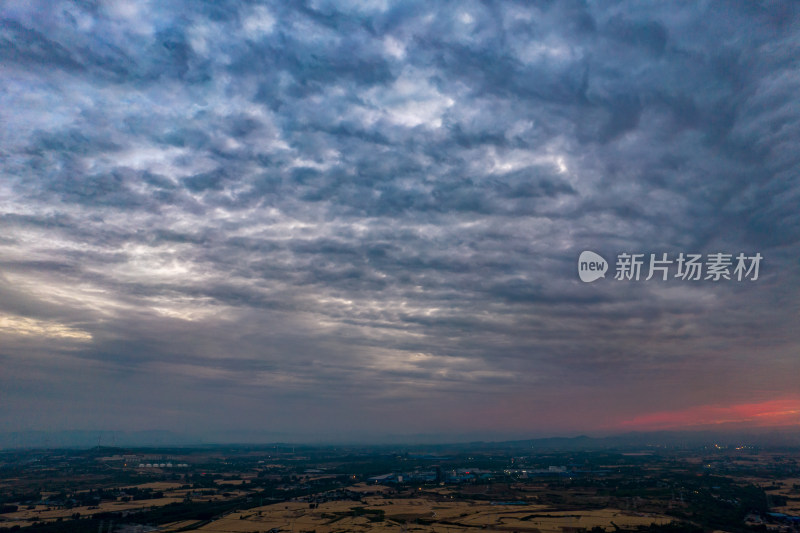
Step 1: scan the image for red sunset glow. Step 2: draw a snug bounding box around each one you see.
[618,396,800,431]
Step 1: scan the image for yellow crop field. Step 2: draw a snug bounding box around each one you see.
[185,496,673,533]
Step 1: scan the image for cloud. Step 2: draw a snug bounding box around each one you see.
[0,314,92,341]
[619,396,800,430]
[0,0,798,440]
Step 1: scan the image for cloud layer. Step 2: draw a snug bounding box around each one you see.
[1,0,799,442]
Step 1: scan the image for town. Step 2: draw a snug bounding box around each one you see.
[1,439,799,532]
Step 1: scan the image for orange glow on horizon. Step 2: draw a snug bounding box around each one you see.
[618,396,800,431]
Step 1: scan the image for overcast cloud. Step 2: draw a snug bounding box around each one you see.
[1,0,799,443]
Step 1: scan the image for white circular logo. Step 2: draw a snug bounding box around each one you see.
[578,251,608,283]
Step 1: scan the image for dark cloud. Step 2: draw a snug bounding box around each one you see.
[0,0,798,442]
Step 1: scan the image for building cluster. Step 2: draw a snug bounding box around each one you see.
[745,512,800,532]
[368,466,496,485]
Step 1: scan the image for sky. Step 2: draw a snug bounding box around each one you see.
[1,1,799,444]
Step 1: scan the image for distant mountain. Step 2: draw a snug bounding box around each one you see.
[1,427,798,450]
[0,430,202,449]
[473,429,800,451]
